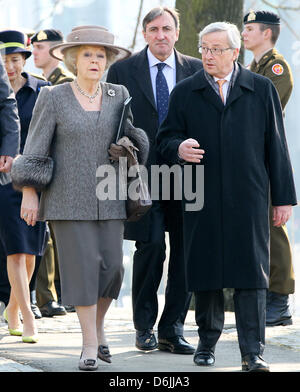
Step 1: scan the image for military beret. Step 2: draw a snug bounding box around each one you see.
[31,29,64,44]
[244,10,280,25]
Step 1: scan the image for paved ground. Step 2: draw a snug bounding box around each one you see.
[0,306,300,374]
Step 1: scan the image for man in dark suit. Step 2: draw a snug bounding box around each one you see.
[107,6,202,354]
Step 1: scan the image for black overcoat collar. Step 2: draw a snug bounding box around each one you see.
[191,63,255,112]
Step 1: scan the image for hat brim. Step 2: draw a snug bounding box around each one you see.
[49,42,131,62]
[0,47,31,59]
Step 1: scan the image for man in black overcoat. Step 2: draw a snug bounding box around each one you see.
[156,22,297,371]
[107,6,202,354]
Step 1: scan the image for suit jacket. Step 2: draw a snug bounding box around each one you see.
[0,55,20,157]
[106,46,202,241]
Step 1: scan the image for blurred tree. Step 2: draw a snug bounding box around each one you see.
[175,0,244,62]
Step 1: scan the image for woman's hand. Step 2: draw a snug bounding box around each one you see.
[108,143,127,162]
[21,187,39,226]
[0,155,13,172]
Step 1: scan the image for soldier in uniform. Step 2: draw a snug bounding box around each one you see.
[31,29,74,85]
[31,29,74,317]
[242,11,295,326]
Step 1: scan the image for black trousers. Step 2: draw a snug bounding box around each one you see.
[132,202,191,338]
[194,288,266,357]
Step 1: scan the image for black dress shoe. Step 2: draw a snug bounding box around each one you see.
[136,329,158,351]
[158,336,195,354]
[64,305,76,313]
[39,301,67,317]
[31,303,42,319]
[30,291,42,319]
[194,350,215,366]
[242,354,270,372]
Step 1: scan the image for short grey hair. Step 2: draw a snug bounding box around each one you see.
[199,22,241,50]
[63,45,115,75]
[142,6,180,31]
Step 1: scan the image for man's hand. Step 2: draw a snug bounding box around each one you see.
[178,138,205,163]
[273,205,292,227]
[0,155,13,172]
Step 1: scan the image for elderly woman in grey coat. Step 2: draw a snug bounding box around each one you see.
[11,26,149,371]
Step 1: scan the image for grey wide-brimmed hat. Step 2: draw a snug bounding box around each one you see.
[49,25,131,62]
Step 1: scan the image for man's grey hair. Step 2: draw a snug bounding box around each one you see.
[199,22,241,50]
[142,6,180,31]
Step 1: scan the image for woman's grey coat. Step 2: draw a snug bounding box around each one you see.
[12,82,149,221]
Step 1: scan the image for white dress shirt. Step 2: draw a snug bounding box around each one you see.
[147,48,176,104]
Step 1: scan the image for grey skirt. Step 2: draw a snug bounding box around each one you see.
[50,220,124,306]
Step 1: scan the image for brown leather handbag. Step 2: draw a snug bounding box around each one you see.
[117,136,152,222]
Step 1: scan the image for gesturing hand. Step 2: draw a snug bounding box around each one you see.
[178,139,205,163]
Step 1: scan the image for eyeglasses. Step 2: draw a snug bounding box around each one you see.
[199,46,233,56]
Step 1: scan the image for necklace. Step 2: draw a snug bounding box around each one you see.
[74,79,100,103]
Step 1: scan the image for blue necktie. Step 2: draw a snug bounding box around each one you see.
[156,63,169,125]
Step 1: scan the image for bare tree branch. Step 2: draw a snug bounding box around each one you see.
[129,0,144,51]
[261,0,300,11]
[277,9,300,39]
[34,0,63,30]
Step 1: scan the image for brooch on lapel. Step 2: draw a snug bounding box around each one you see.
[107,89,116,97]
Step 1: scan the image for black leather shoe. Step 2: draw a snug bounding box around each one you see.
[266,291,292,326]
[31,303,42,319]
[158,336,195,354]
[194,350,215,366]
[30,291,42,319]
[242,354,270,372]
[136,329,158,351]
[39,301,67,317]
[64,305,76,313]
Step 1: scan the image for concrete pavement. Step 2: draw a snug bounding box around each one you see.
[0,305,300,373]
